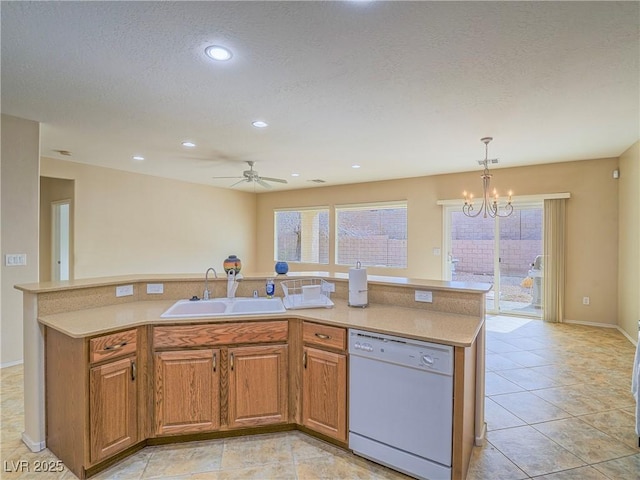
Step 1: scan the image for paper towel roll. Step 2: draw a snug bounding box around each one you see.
[349,265,368,307]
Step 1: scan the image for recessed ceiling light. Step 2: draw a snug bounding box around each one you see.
[352,164,361,169]
[205,45,233,61]
[252,120,268,128]
[132,155,145,161]
[291,173,300,177]
[181,141,196,148]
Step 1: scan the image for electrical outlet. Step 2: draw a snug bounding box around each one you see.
[415,290,433,303]
[116,285,134,297]
[146,283,164,294]
[322,282,335,293]
[5,254,27,266]
[582,296,590,305]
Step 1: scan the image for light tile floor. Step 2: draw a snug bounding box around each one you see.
[1,316,638,479]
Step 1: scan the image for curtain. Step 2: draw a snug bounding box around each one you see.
[543,199,566,323]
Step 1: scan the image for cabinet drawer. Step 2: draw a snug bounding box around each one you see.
[154,321,288,349]
[303,322,346,351]
[90,329,137,364]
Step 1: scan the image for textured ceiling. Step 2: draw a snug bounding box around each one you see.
[1,1,638,191]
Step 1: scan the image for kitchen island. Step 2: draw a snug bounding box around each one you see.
[16,273,491,479]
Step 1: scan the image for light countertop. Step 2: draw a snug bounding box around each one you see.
[38,298,484,348]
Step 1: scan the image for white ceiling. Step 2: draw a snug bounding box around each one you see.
[2,1,638,191]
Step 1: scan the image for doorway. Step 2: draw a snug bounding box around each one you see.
[444,203,544,318]
[40,176,75,282]
[52,200,70,281]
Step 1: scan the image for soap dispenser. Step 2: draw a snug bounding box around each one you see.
[266,278,275,298]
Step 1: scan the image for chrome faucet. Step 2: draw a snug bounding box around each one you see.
[227,270,239,299]
[204,267,217,300]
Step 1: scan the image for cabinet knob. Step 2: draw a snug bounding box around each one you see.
[131,360,136,381]
[230,353,234,371]
[315,333,330,340]
[303,351,307,369]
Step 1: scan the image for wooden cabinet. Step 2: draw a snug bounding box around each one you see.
[90,356,138,462]
[45,326,143,479]
[152,321,289,435]
[301,322,347,442]
[228,344,288,428]
[154,349,220,435]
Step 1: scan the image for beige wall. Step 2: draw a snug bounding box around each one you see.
[1,114,40,366]
[256,157,620,325]
[618,141,640,340]
[39,177,75,282]
[40,157,257,278]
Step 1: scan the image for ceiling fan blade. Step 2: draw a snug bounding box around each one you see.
[229,178,250,188]
[260,176,288,184]
[212,176,244,180]
[256,179,272,189]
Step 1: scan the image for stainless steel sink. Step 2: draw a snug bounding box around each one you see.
[160,297,286,318]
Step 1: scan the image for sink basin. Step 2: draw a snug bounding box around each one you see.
[229,298,287,314]
[161,299,229,318]
[161,297,286,318]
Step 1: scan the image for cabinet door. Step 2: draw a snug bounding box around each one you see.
[155,349,220,435]
[90,356,138,463]
[302,347,347,442]
[228,344,288,428]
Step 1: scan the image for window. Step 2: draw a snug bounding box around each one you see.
[274,208,329,264]
[335,202,407,268]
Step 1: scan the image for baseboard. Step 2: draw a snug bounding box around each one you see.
[21,431,46,452]
[563,318,618,329]
[1,359,24,369]
[475,422,487,447]
[563,319,638,346]
[617,326,638,346]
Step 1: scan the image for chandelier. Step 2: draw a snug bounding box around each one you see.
[462,137,513,218]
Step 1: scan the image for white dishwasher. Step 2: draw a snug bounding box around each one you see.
[349,329,454,480]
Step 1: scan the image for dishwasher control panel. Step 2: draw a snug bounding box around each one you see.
[348,329,453,376]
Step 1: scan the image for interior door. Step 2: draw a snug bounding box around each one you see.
[51,200,70,281]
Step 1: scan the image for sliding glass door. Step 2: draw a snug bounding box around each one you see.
[445,203,543,318]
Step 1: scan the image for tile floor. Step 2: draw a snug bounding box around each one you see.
[1,316,638,479]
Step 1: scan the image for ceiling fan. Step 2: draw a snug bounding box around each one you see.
[212,161,288,189]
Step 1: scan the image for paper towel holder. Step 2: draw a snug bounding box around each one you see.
[348,261,369,308]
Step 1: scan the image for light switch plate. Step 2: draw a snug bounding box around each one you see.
[415,290,433,303]
[116,285,134,297]
[146,283,164,294]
